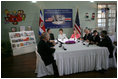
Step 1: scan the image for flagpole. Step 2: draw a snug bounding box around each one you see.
[77,8,83,37]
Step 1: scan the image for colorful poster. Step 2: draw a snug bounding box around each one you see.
[44,9,72,28]
[4,9,26,25]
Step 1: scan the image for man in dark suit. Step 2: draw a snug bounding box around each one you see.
[97,30,114,58]
[47,28,55,40]
[38,32,59,76]
[91,30,100,44]
[83,29,92,42]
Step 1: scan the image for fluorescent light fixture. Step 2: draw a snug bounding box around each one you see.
[32,1,37,3]
[90,1,94,2]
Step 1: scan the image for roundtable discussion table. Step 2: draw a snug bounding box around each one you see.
[53,41,109,76]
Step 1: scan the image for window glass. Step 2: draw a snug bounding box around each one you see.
[108,5,116,10]
[98,10,102,13]
[97,3,116,35]
[98,14,102,18]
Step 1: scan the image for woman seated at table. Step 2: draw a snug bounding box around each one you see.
[90,30,100,44]
[70,29,80,39]
[58,28,68,40]
[97,30,114,58]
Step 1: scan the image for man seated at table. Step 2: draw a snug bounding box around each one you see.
[70,29,81,40]
[90,30,100,44]
[38,32,59,76]
[58,28,68,40]
[47,28,55,40]
[97,30,114,58]
[83,29,92,42]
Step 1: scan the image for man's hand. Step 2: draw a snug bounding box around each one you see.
[50,40,56,46]
[50,47,55,49]
[86,40,89,43]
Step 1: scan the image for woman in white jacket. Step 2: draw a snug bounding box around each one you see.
[58,28,68,40]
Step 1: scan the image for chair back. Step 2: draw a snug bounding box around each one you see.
[113,45,117,56]
[35,46,54,77]
[109,45,117,68]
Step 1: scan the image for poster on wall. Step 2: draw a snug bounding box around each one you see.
[20,26,25,31]
[44,9,72,28]
[4,9,26,25]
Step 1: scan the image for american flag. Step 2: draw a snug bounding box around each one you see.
[74,9,81,35]
[39,10,46,35]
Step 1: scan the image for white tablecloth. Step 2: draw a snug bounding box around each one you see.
[54,42,109,76]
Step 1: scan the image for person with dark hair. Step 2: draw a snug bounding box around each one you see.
[97,30,114,58]
[58,28,67,40]
[47,28,55,40]
[83,29,92,42]
[90,30,100,44]
[47,28,56,47]
[38,32,59,77]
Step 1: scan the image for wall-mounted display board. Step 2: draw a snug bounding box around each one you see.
[44,9,72,28]
[9,31,36,56]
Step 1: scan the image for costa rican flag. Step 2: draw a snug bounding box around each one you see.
[39,10,46,35]
[74,9,81,35]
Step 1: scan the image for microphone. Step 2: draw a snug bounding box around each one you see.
[62,46,67,50]
[82,40,85,45]
[59,43,62,47]
[83,43,85,45]
[56,38,64,44]
[56,38,67,50]
[78,40,80,42]
[56,38,64,47]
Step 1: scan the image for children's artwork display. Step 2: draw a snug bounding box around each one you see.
[85,13,89,18]
[85,13,90,21]
[4,9,26,25]
[91,13,95,20]
[85,12,95,21]
[9,31,36,56]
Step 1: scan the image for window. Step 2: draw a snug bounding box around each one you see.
[97,3,117,35]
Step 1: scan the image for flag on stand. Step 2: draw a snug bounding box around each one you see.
[74,9,81,35]
[39,10,46,35]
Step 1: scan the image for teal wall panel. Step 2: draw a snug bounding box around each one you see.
[1,1,116,42]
